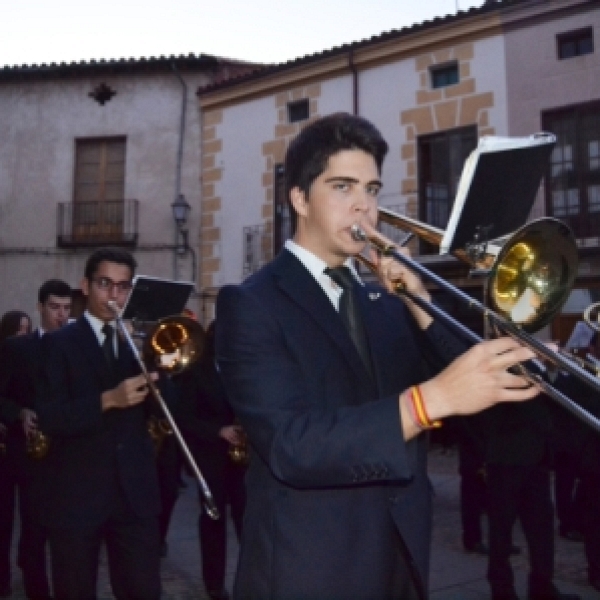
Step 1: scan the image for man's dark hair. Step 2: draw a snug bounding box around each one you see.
[38,279,72,304]
[284,113,389,232]
[84,247,137,280]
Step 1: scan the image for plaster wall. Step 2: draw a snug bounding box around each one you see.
[505,6,600,135]
[0,70,209,321]
[205,75,354,288]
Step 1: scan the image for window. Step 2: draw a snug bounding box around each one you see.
[543,101,600,241]
[557,27,594,60]
[417,126,477,254]
[273,163,291,254]
[430,62,459,89]
[287,99,309,123]
[73,137,126,241]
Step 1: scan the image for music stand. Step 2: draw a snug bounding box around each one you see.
[121,276,194,322]
[440,134,556,255]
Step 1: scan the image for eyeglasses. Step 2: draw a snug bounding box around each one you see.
[91,277,132,293]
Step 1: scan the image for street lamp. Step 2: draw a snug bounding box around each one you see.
[171,193,191,253]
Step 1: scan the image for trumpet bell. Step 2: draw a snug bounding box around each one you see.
[143,315,205,374]
[488,218,577,333]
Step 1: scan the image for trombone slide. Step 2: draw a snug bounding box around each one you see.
[352,223,600,434]
[108,301,220,520]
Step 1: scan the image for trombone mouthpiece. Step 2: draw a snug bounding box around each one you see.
[351,224,367,242]
[107,300,119,313]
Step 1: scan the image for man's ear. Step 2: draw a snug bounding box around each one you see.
[80,277,90,297]
[290,187,309,218]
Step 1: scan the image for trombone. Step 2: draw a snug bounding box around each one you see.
[108,301,220,520]
[352,210,600,433]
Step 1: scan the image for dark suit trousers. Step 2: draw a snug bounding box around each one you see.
[486,463,554,593]
[48,491,161,600]
[0,454,15,590]
[553,450,584,535]
[580,472,600,581]
[156,437,182,544]
[0,448,51,599]
[197,456,246,591]
[458,442,487,548]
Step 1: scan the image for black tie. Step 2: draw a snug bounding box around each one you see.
[326,266,373,378]
[102,323,118,375]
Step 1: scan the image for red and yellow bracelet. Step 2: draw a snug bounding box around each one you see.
[407,385,442,430]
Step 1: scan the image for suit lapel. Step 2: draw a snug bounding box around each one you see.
[272,251,377,393]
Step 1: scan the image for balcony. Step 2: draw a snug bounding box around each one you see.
[57,200,139,248]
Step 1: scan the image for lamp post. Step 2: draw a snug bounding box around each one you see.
[171,193,191,255]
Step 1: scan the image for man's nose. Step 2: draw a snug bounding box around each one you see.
[353,191,371,211]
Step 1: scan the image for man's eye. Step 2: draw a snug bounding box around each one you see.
[367,186,380,197]
[334,182,349,191]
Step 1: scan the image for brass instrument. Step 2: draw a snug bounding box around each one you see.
[142,315,205,374]
[228,422,250,466]
[26,430,50,459]
[147,414,173,455]
[584,301,600,334]
[353,211,600,433]
[109,303,219,519]
[566,348,600,377]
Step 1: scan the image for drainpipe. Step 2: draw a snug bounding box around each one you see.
[171,62,187,282]
[348,48,358,115]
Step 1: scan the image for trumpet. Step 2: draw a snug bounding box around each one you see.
[352,211,600,433]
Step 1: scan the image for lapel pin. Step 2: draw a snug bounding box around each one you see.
[368,292,381,301]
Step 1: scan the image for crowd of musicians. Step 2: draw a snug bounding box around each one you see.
[0,249,246,600]
[1,114,599,600]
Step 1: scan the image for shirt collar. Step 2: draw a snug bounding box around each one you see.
[284,239,362,286]
[84,310,116,342]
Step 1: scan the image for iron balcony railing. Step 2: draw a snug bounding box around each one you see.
[57,199,139,248]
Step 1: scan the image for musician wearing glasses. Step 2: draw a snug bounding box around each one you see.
[35,248,162,600]
[215,113,542,600]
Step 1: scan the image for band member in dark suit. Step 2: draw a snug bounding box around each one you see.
[215,113,540,600]
[35,248,162,600]
[0,310,32,599]
[481,395,580,600]
[0,281,72,600]
[177,320,246,600]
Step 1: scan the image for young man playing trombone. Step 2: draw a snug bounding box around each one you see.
[215,113,540,600]
[35,248,162,600]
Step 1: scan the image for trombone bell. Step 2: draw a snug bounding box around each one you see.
[488,219,577,333]
[373,208,578,336]
[142,315,205,375]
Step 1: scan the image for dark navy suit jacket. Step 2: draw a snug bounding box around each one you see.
[0,331,43,430]
[215,250,464,600]
[34,316,160,529]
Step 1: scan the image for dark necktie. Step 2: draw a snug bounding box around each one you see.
[102,323,118,375]
[325,266,373,378]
